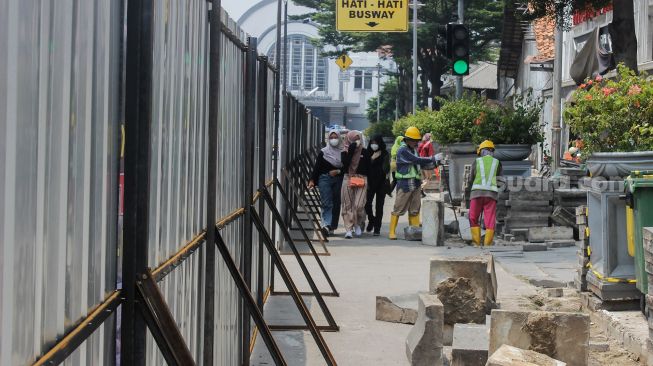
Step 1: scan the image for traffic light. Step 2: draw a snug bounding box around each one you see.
[446,23,470,76]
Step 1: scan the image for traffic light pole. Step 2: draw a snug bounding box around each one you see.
[455,0,463,100]
[412,0,417,113]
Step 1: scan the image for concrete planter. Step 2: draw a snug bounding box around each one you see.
[447,142,476,154]
[494,144,532,161]
[444,142,476,204]
[586,151,653,178]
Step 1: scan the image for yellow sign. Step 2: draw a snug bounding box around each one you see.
[335,54,353,70]
[336,0,408,32]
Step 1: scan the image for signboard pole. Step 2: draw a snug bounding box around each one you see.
[455,0,464,100]
[412,0,417,113]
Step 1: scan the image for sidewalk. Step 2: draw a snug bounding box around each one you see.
[251,195,644,365]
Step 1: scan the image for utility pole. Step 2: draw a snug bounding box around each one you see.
[411,0,418,113]
[455,0,464,100]
[376,63,382,122]
[551,27,563,172]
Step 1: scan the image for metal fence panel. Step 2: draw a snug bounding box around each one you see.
[0,0,121,364]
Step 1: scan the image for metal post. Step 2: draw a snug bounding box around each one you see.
[412,0,417,113]
[122,0,154,364]
[272,0,282,185]
[204,1,222,364]
[282,0,288,95]
[455,0,464,100]
[376,63,381,122]
[242,37,258,366]
[552,27,563,172]
[257,58,269,310]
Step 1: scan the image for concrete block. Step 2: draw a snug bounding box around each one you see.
[452,324,489,366]
[376,295,418,324]
[528,227,574,242]
[523,243,548,252]
[434,277,486,325]
[429,255,496,311]
[547,288,563,298]
[546,240,575,248]
[406,294,444,366]
[422,198,444,246]
[486,345,566,366]
[589,342,609,352]
[506,200,551,208]
[489,310,589,366]
[510,229,529,241]
[528,278,568,288]
[404,226,422,241]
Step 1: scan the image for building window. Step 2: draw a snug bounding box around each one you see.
[268,35,328,92]
[354,69,373,90]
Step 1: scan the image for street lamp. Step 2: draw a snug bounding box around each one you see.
[376,63,382,123]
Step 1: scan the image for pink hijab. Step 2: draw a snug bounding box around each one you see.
[344,130,363,174]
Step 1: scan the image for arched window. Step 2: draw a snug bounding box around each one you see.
[268,34,328,92]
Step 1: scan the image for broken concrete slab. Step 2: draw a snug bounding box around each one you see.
[489,310,589,366]
[528,227,574,243]
[547,288,563,298]
[429,255,497,311]
[404,226,422,241]
[406,294,444,366]
[435,277,486,324]
[422,198,444,246]
[376,295,418,325]
[486,345,566,366]
[528,278,569,288]
[452,323,489,366]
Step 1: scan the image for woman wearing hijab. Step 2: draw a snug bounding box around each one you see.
[364,135,390,236]
[341,130,371,239]
[309,129,344,237]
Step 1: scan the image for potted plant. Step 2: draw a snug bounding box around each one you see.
[564,65,653,177]
[430,94,487,154]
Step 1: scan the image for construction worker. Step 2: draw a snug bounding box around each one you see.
[466,140,502,246]
[389,127,442,240]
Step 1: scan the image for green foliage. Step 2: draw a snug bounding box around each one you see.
[365,120,394,138]
[564,64,653,157]
[366,78,400,123]
[392,92,544,145]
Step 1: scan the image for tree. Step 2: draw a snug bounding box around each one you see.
[293,0,503,110]
[365,78,424,123]
[526,0,638,72]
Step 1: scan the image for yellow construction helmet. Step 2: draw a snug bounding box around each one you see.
[404,126,422,140]
[477,140,495,155]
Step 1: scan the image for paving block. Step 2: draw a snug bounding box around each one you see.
[589,342,609,352]
[546,240,575,248]
[489,310,589,366]
[523,243,547,252]
[547,288,563,298]
[406,294,444,366]
[376,295,418,324]
[528,278,568,288]
[422,198,444,246]
[528,227,574,242]
[486,345,566,366]
[452,323,489,366]
[510,229,529,241]
[429,255,496,311]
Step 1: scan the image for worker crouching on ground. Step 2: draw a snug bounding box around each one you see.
[466,140,503,246]
[341,130,371,239]
[389,127,443,240]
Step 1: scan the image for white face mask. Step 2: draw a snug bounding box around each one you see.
[370,144,379,151]
[329,138,340,147]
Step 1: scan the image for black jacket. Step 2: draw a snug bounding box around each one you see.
[342,143,371,176]
[367,150,390,190]
[310,151,343,183]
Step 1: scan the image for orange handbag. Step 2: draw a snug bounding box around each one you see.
[349,176,365,188]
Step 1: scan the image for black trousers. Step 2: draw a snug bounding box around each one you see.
[365,186,386,232]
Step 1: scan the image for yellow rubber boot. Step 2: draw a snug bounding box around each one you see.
[408,214,420,227]
[470,227,481,247]
[389,215,399,240]
[484,229,495,247]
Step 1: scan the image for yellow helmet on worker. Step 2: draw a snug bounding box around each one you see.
[404,126,422,140]
[477,140,495,155]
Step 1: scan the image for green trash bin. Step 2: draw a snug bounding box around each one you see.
[625,171,653,297]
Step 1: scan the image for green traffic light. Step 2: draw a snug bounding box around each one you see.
[453,60,468,75]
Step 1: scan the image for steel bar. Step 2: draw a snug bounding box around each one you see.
[32,291,121,366]
[260,187,340,325]
[281,170,329,250]
[269,182,339,296]
[136,270,195,366]
[250,209,338,364]
[122,0,154,363]
[152,232,207,282]
[214,232,287,366]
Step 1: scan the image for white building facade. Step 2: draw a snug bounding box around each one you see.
[224,0,395,131]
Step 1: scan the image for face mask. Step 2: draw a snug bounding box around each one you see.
[329,138,339,147]
[370,144,379,151]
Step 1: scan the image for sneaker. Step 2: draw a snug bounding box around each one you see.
[373,231,380,236]
[354,225,362,237]
[345,231,353,239]
[320,226,330,238]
